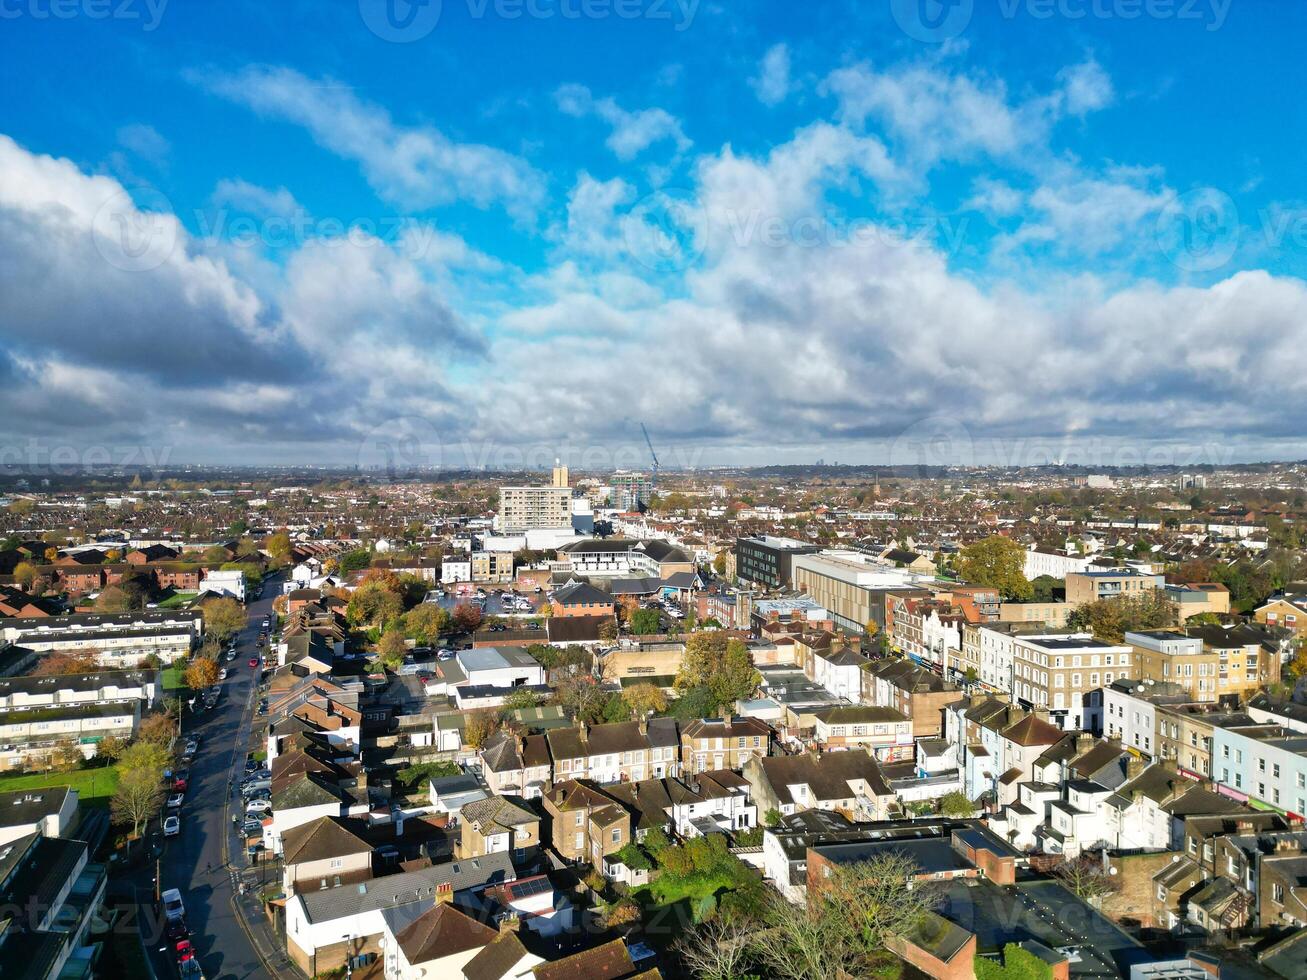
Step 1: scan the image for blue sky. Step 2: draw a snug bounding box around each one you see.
[2,0,1306,470]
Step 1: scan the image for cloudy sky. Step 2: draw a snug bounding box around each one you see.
[1,0,1306,471]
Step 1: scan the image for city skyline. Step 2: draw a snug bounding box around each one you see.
[2,1,1306,465]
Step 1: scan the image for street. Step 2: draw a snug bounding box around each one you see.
[146,581,282,980]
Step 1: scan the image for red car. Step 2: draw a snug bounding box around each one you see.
[175,939,195,964]
[248,657,259,668]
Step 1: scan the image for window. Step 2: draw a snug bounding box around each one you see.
[1274,883,1285,903]
[611,828,621,843]
[574,832,584,849]
[575,812,584,826]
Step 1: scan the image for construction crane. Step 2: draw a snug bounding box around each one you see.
[640,422,660,488]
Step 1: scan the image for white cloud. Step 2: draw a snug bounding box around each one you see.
[200,66,546,220]
[822,57,1114,170]
[554,84,691,160]
[751,44,792,107]
[211,178,301,217]
[116,123,171,166]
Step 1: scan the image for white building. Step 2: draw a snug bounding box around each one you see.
[1023,549,1091,581]
[200,569,247,602]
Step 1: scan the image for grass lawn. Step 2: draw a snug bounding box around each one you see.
[639,869,739,908]
[0,765,120,807]
[162,664,188,694]
[155,591,198,609]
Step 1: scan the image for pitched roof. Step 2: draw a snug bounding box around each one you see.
[532,939,635,980]
[1001,714,1065,747]
[281,816,371,866]
[395,902,497,964]
[461,796,538,834]
[463,929,532,980]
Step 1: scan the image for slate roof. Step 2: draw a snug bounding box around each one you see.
[755,750,892,806]
[1002,714,1065,747]
[298,851,514,924]
[532,939,635,980]
[0,787,71,829]
[461,796,538,835]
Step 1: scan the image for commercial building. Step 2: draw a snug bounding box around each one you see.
[1010,633,1134,731]
[734,535,819,590]
[1065,570,1165,607]
[1128,625,1283,702]
[1211,724,1307,819]
[790,550,931,635]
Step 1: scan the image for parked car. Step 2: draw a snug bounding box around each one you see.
[248,657,259,668]
[245,799,272,815]
[175,939,195,964]
[163,815,180,836]
[184,739,198,755]
[161,888,185,922]
[226,650,236,662]
[166,793,184,809]
[218,668,228,681]
[242,818,264,835]
[172,770,189,791]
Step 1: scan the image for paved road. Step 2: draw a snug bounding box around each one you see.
[153,582,280,980]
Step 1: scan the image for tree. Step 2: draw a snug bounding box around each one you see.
[184,657,219,691]
[31,650,102,676]
[629,608,661,635]
[746,853,941,980]
[372,629,409,672]
[452,603,484,632]
[864,619,879,640]
[265,530,293,564]
[49,741,84,773]
[1067,591,1178,644]
[463,710,499,749]
[12,562,37,590]
[711,639,762,705]
[712,552,728,576]
[1030,575,1062,603]
[111,766,165,839]
[347,582,405,629]
[111,739,171,838]
[203,597,246,643]
[621,683,668,719]
[403,603,450,645]
[598,619,619,643]
[96,734,129,762]
[1285,641,1307,683]
[138,711,177,744]
[95,584,144,613]
[938,791,975,817]
[677,632,731,691]
[554,654,611,724]
[1053,854,1120,905]
[955,535,1033,600]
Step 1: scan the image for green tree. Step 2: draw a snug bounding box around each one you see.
[373,628,408,672]
[347,582,405,629]
[265,530,293,564]
[1067,590,1178,644]
[938,791,974,817]
[12,562,37,590]
[955,536,1033,600]
[629,608,661,635]
[711,639,762,705]
[403,604,450,645]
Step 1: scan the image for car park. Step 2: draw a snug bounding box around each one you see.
[163,815,180,836]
